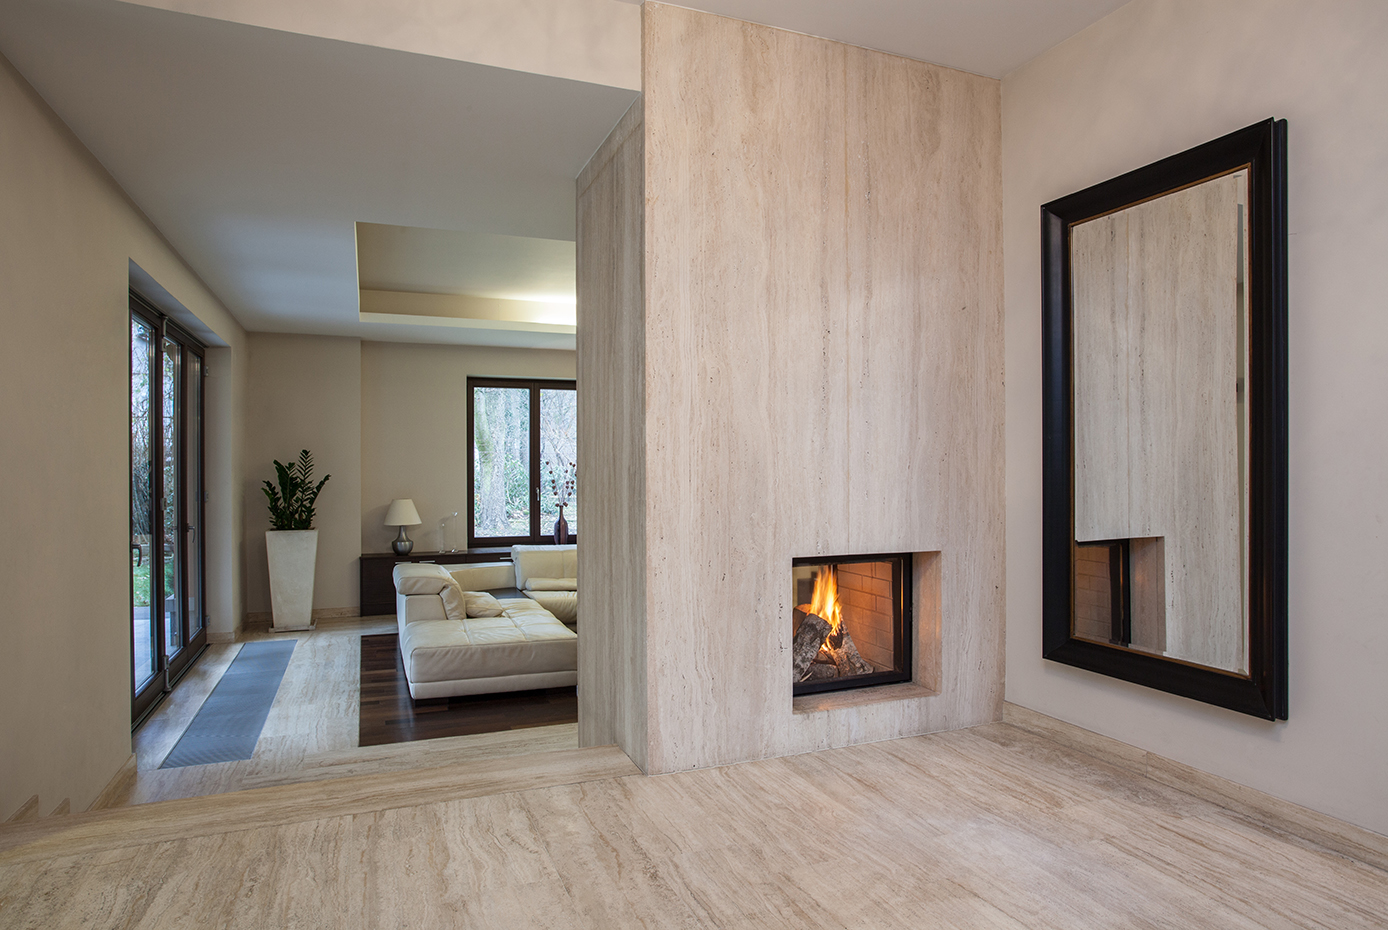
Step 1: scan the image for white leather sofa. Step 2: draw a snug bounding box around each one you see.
[393,561,576,701]
[511,544,578,626]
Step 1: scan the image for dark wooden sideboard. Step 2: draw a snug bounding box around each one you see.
[359,548,512,616]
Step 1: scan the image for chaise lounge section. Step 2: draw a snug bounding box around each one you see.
[393,560,576,701]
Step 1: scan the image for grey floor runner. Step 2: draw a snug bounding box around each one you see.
[160,639,297,768]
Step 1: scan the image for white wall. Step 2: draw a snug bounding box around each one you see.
[1003,0,1388,834]
[359,340,576,554]
[243,334,361,615]
[0,51,246,817]
[203,344,246,641]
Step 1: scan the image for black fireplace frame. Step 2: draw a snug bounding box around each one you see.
[791,552,914,697]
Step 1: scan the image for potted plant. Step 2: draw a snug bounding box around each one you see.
[262,450,331,631]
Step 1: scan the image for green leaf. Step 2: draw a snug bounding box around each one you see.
[263,451,329,530]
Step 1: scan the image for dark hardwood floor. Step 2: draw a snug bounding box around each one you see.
[358,633,577,747]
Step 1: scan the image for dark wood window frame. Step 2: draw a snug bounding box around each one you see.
[466,376,577,548]
[130,290,209,727]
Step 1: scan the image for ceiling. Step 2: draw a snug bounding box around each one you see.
[0,0,1131,348]
[633,0,1131,79]
[0,0,634,347]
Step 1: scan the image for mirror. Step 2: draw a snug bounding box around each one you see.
[1041,120,1288,719]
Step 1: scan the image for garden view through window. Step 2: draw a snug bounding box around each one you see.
[469,377,577,545]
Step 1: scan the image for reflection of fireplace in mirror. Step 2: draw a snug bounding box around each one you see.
[792,554,912,696]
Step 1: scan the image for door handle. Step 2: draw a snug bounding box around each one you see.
[132,542,143,567]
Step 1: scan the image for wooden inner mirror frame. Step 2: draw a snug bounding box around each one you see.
[1041,119,1288,720]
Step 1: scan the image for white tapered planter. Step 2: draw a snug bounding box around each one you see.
[266,529,318,631]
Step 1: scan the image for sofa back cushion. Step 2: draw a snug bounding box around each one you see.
[447,561,516,591]
[511,545,577,589]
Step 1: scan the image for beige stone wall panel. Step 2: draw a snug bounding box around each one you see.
[630,4,1004,773]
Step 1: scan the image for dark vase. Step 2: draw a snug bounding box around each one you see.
[553,504,569,545]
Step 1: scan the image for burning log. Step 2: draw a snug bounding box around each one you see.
[830,629,874,677]
[803,662,839,681]
[792,613,832,680]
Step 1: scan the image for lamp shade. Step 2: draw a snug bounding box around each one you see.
[384,498,422,527]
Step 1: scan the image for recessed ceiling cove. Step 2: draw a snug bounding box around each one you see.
[355,223,577,350]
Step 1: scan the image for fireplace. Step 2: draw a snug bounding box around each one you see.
[791,553,913,695]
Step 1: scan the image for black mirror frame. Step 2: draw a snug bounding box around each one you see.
[1040,119,1288,720]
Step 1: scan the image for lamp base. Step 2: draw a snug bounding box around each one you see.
[392,525,414,556]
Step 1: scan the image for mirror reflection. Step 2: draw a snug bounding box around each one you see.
[1070,169,1250,674]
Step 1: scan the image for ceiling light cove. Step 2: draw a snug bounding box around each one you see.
[358,290,576,328]
[355,222,578,347]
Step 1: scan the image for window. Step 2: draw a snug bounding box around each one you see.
[131,291,207,725]
[468,377,576,546]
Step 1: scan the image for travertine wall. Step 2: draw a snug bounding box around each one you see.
[579,4,1004,773]
[576,98,648,768]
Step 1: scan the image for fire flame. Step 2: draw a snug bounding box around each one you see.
[808,567,842,635]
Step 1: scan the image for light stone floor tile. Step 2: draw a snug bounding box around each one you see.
[2,723,1387,928]
[114,615,580,806]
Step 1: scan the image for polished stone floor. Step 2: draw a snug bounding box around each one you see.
[2,722,1384,929]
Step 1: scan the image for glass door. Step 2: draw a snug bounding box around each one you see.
[131,316,158,699]
[131,295,207,725]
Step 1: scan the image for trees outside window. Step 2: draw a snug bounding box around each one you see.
[469,377,576,546]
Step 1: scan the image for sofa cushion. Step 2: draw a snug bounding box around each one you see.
[398,601,577,684]
[524,576,577,591]
[511,545,576,590]
[462,591,504,618]
[527,591,577,625]
[448,561,516,592]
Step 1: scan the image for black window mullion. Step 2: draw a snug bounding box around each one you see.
[152,319,167,681]
[197,348,207,635]
[177,341,189,647]
[530,385,542,541]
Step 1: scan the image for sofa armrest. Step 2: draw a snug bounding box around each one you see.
[396,591,447,639]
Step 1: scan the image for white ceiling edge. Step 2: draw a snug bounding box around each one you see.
[358,313,576,351]
[635,0,1133,79]
[118,0,642,90]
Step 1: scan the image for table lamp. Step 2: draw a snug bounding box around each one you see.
[385,498,422,555]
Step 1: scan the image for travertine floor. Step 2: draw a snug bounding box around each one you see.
[5,723,1384,928]
[114,616,579,806]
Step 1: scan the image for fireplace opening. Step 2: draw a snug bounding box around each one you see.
[791,553,913,696]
